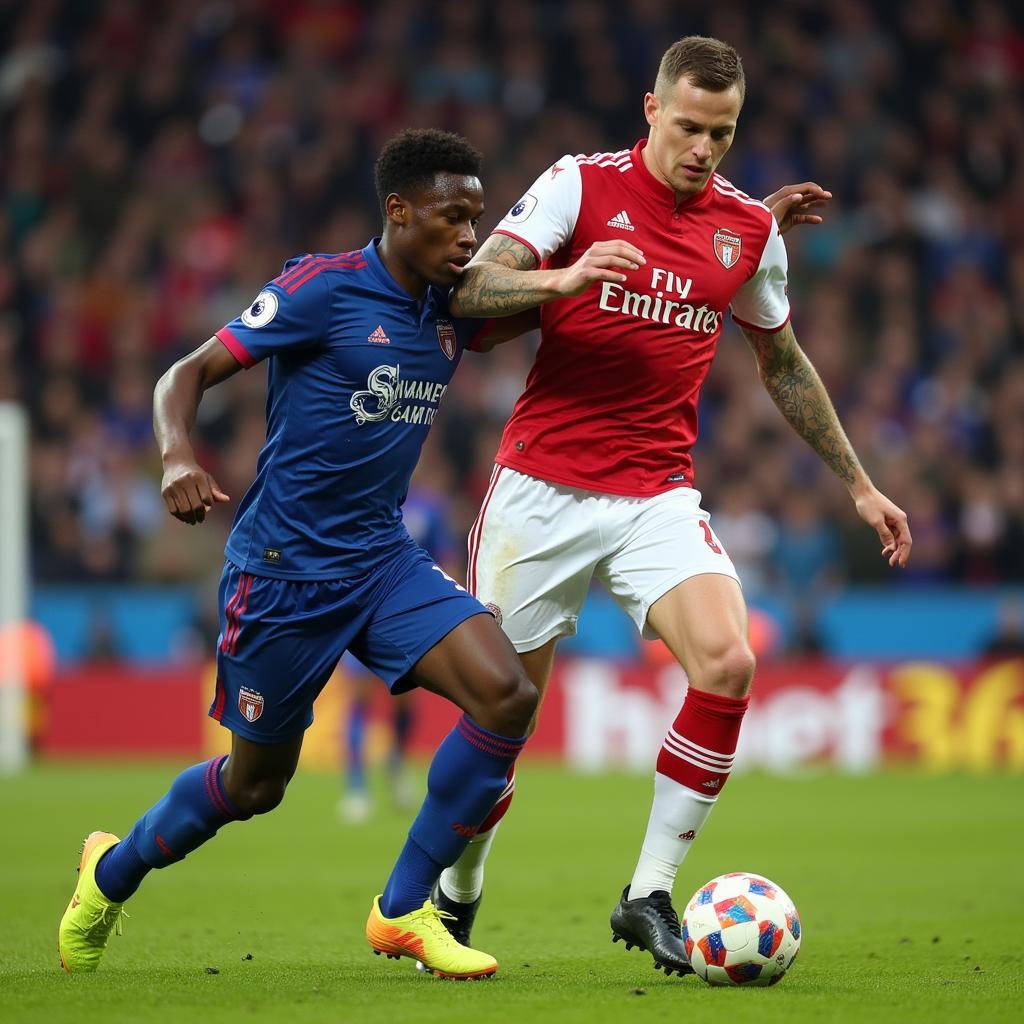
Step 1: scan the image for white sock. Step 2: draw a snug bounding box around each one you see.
[439,823,500,903]
[627,772,716,900]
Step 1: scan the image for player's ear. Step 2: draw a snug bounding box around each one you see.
[644,91,660,129]
[384,192,408,227]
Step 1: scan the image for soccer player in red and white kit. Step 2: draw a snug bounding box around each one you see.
[442,36,913,975]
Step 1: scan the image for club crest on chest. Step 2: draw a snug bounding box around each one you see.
[713,229,742,269]
[436,320,457,360]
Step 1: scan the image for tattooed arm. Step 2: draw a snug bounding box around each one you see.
[741,321,913,567]
[449,233,646,318]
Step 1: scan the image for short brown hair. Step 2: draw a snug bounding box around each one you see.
[654,36,745,101]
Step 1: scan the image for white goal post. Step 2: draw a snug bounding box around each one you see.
[0,402,29,773]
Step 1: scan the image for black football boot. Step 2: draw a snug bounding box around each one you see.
[610,886,694,977]
[431,882,483,947]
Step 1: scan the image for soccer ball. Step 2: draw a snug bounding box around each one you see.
[681,872,801,986]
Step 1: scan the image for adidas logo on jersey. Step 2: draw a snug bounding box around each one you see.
[606,209,635,231]
[367,324,390,344]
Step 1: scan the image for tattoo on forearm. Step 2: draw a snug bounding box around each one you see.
[451,234,552,317]
[742,323,862,486]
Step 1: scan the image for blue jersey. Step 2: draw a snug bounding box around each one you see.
[215,239,480,579]
[401,486,456,566]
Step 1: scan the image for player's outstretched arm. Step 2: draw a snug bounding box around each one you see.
[449,234,645,318]
[764,182,832,235]
[153,337,241,525]
[740,322,912,568]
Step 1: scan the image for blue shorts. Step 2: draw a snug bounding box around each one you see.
[210,546,488,743]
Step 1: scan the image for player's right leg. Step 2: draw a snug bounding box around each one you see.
[436,468,600,945]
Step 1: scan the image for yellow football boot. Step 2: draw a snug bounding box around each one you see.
[58,831,128,973]
[366,895,497,980]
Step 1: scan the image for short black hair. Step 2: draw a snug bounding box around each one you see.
[374,129,483,218]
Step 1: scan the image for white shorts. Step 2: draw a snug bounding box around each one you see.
[467,467,740,652]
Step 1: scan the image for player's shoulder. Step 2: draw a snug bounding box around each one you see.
[571,148,635,175]
[709,174,773,227]
[269,249,370,296]
[533,149,634,187]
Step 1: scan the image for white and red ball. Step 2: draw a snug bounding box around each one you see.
[682,872,801,987]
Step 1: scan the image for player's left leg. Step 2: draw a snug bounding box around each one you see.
[596,487,749,975]
[354,552,536,978]
[374,611,535,918]
[434,635,558,943]
[612,572,752,975]
[60,563,339,973]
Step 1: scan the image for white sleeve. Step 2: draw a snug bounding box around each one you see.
[491,155,582,264]
[729,224,790,331]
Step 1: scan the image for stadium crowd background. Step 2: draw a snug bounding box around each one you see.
[3,0,1023,658]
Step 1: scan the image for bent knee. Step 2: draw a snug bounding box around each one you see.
[695,642,756,698]
[225,775,290,817]
[478,665,538,736]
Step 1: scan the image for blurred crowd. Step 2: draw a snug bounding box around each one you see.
[3,0,1024,652]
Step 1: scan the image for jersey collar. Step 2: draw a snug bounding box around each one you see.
[363,237,414,301]
[362,237,442,321]
[363,237,444,315]
[629,139,714,211]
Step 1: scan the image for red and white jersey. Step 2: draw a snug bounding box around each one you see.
[490,139,790,497]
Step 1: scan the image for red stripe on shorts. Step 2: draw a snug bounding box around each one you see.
[220,572,246,653]
[467,465,504,596]
[227,574,254,655]
[211,672,226,721]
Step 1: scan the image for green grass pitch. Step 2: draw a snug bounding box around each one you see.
[2,762,1022,1023]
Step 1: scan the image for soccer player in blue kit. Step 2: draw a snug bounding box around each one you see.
[57,130,540,980]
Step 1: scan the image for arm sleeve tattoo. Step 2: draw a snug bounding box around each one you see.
[449,234,564,317]
[741,322,863,487]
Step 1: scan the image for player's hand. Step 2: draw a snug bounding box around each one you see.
[554,240,646,296]
[853,485,912,568]
[764,182,832,235]
[161,460,230,525]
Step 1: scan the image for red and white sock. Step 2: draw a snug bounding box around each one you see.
[439,766,516,903]
[628,688,748,900]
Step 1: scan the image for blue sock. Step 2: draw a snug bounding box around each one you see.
[95,755,250,902]
[379,715,526,917]
[346,699,369,793]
